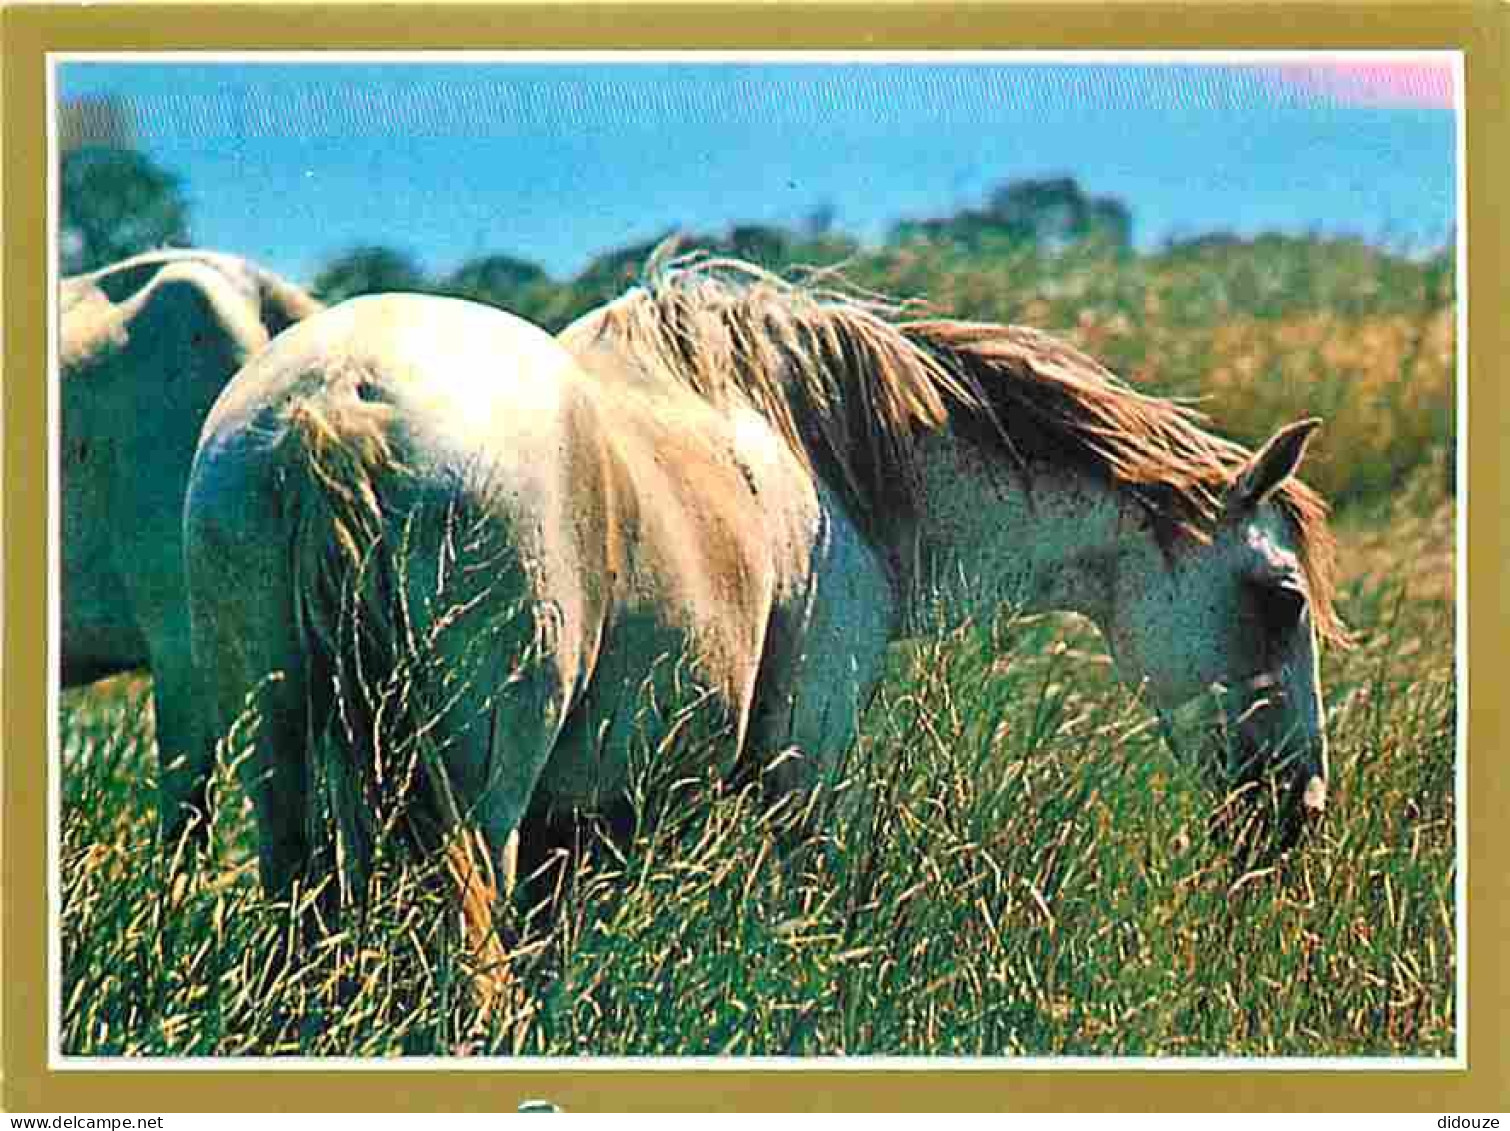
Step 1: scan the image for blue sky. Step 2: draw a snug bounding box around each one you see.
[57,59,1459,285]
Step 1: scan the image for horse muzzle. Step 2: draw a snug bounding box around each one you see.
[1227,722,1328,848]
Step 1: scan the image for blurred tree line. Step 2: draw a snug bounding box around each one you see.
[61,124,1455,506]
[59,125,1451,338]
[305,179,1139,330]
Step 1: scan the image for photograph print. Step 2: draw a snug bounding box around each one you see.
[53,53,1460,1062]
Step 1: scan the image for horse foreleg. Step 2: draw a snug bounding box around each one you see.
[749,505,896,827]
[751,610,892,829]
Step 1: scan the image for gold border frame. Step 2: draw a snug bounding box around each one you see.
[6,3,1506,1111]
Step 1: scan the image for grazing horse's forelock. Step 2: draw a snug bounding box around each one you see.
[582,255,1344,646]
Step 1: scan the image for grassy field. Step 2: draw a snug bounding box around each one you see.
[57,238,1458,1058]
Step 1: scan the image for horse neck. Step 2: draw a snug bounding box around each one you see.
[899,433,1142,636]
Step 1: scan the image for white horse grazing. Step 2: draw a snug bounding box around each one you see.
[183,257,1343,1011]
[60,249,323,846]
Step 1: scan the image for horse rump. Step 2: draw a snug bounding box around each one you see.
[186,375,520,1020]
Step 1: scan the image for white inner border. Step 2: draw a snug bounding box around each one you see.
[46,48,1469,1073]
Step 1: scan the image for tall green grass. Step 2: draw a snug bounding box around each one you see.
[58,468,1455,1057]
[58,238,1457,1058]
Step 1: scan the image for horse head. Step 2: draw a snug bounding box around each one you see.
[1101,418,1335,839]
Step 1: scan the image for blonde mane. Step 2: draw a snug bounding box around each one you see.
[580,256,1343,644]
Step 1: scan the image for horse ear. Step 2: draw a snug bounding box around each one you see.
[1229,418,1322,510]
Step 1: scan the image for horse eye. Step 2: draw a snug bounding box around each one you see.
[1253,580,1307,636]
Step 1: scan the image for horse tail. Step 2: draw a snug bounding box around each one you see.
[275,385,520,1012]
[276,386,408,903]
[276,386,499,922]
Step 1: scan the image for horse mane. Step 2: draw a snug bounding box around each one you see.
[578,254,1343,644]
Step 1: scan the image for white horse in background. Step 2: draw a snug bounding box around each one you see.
[183,256,1344,1013]
[60,249,323,846]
